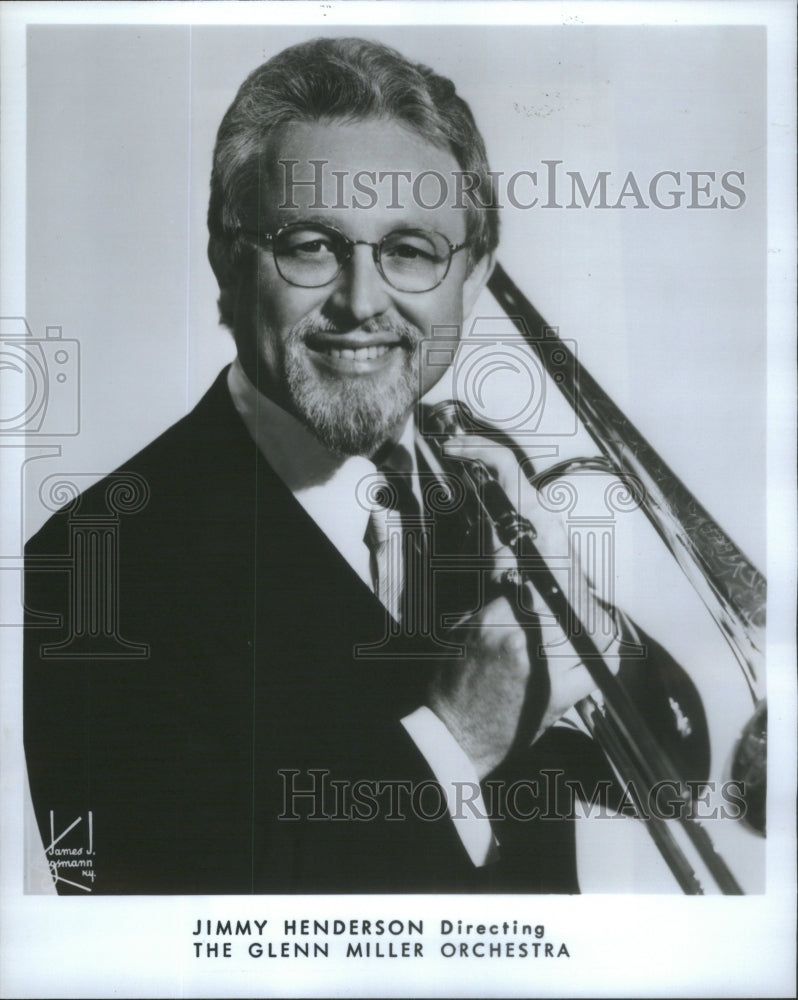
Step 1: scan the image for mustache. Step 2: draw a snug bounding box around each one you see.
[291,314,424,348]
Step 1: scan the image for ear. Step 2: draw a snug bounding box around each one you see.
[208,236,251,331]
[460,251,495,319]
[208,236,238,291]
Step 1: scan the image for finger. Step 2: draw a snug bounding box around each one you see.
[446,589,518,634]
[533,660,598,738]
[478,592,521,629]
[487,542,520,583]
[441,434,517,482]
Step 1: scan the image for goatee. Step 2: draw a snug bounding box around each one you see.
[282,315,423,456]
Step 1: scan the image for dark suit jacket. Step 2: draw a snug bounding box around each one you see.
[24,369,704,894]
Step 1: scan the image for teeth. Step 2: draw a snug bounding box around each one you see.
[324,345,391,361]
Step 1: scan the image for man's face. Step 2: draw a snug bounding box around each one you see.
[230,119,490,456]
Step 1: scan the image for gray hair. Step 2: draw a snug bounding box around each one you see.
[207,36,499,327]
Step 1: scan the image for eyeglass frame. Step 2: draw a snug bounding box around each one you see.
[234,221,470,293]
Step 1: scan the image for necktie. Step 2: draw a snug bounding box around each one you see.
[365,499,401,622]
[365,444,424,624]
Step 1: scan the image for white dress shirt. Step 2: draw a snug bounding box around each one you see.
[226,359,495,866]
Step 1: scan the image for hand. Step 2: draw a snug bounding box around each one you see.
[427,434,621,778]
[428,593,532,780]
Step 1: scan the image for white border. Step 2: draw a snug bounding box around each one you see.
[1,3,795,998]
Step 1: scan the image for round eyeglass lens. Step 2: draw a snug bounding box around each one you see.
[378,230,452,292]
[272,227,341,287]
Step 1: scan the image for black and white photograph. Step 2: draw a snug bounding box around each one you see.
[1,2,795,997]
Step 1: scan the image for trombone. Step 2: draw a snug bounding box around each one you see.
[427,262,766,894]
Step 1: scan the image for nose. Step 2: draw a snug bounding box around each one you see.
[328,243,392,325]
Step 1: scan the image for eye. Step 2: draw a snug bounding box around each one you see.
[388,242,432,261]
[381,231,447,265]
[277,229,339,259]
[295,241,333,258]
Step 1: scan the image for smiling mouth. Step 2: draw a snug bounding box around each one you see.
[317,344,393,361]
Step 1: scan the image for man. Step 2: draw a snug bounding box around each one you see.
[24,36,704,894]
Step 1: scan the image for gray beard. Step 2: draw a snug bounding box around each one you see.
[281,317,422,456]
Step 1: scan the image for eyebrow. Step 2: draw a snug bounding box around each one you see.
[270,216,459,243]
[273,211,344,229]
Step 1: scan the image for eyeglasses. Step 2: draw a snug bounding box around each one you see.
[237,222,469,294]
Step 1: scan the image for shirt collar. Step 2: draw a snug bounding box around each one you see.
[226,357,420,587]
